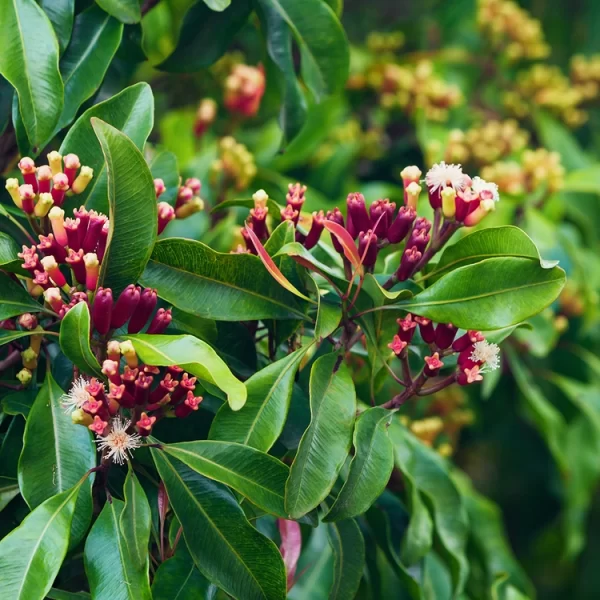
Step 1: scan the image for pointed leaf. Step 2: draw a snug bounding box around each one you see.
[18,372,95,546]
[84,499,152,600]
[209,345,310,449]
[141,238,309,321]
[324,407,394,521]
[119,468,151,570]
[0,483,82,600]
[0,232,28,276]
[59,302,103,377]
[0,273,47,319]
[1,388,37,417]
[161,440,289,517]
[95,0,141,24]
[152,450,287,600]
[285,353,356,518]
[0,328,51,347]
[91,118,157,296]
[57,6,123,130]
[0,476,19,512]
[40,0,75,54]
[121,333,247,410]
[0,0,63,150]
[327,519,365,600]
[60,82,154,213]
[323,220,362,274]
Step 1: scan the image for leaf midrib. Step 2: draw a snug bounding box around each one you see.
[427,252,540,281]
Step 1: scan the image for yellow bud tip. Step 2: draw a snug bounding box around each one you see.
[47,151,63,175]
[83,253,99,268]
[48,206,64,221]
[252,189,269,208]
[119,340,136,356]
[16,368,33,386]
[441,187,457,218]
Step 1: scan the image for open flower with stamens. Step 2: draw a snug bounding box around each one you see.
[62,376,92,413]
[471,176,500,202]
[94,417,142,465]
[425,162,469,193]
[469,340,501,372]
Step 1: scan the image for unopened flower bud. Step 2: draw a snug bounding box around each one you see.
[72,408,93,427]
[434,323,457,349]
[74,207,90,246]
[92,287,113,335]
[452,330,484,352]
[82,212,107,253]
[175,197,204,219]
[400,165,422,187]
[71,166,93,194]
[47,151,63,175]
[65,249,85,284]
[34,193,54,218]
[405,182,421,211]
[286,183,306,212]
[120,340,139,369]
[408,227,430,253]
[134,372,153,405]
[20,184,36,214]
[185,178,202,195]
[424,352,444,376]
[358,230,378,267]
[326,208,345,253]
[464,198,496,227]
[347,193,371,239]
[154,178,166,198]
[48,207,68,247]
[369,199,395,238]
[304,210,325,250]
[16,368,33,386]
[175,186,194,209]
[146,308,172,334]
[38,233,67,263]
[128,288,157,333]
[280,204,299,225]
[441,187,457,219]
[397,314,418,342]
[19,157,38,193]
[102,360,121,385]
[51,173,69,207]
[194,98,217,136]
[37,165,53,194]
[83,253,99,291]
[21,347,38,370]
[157,202,175,234]
[63,153,80,186]
[97,222,109,263]
[41,255,67,287]
[414,316,435,344]
[387,206,416,244]
[111,284,141,329]
[396,246,421,281]
[5,178,22,208]
[18,313,38,330]
[107,340,121,362]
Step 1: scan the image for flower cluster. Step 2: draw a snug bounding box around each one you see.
[435,120,529,168]
[0,314,44,386]
[358,60,463,122]
[477,0,549,62]
[154,176,204,234]
[6,152,93,216]
[62,342,203,463]
[224,63,266,118]
[480,148,564,195]
[210,136,257,191]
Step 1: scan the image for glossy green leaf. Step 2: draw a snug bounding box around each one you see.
[119,468,151,570]
[203,0,231,10]
[149,150,180,205]
[257,0,307,142]
[0,273,47,320]
[390,257,566,330]
[152,450,287,600]
[158,0,253,72]
[60,82,154,213]
[140,238,309,321]
[424,226,553,283]
[121,333,247,410]
[170,308,218,343]
[389,419,469,595]
[324,407,394,521]
[0,328,50,347]
[59,302,103,377]
[0,482,82,600]
[84,499,152,600]
[285,353,356,518]
[0,0,63,150]
[46,590,91,600]
[0,232,28,275]
[1,388,37,417]
[152,545,216,600]
[95,0,141,24]
[18,372,95,546]
[57,6,123,130]
[209,345,310,449]
[91,118,157,296]
[39,0,74,54]
[257,0,349,99]
[161,440,289,517]
[0,475,19,512]
[327,519,365,600]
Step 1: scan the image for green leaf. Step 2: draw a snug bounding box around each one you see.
[59,302,103,377]
[152,546,216,600]
[209,345,310,450]
[1,388,36,417]
[60,82,154,213]
[140,238,309,321]
[158,0,253,72]
[257,1,307,142]
[563,164,600,193]
[120,333,247,410]
[18,372,96,546]
[46,590,91,600]
[95,0,141,24]
[256,0,349,99]
[0,272,47,320]
[152,450,287,600]
[149,150,180,205]
[0,232,28,275]
[170,308,218,343]
[327,519,365,600]
[389,419,469,595]
[324,407,394,521]
[119,468,151,570]
[285,353,356,518]
[423,226,554,284]
[91,118,157,296]
[57,6,123,130]
[0,483,82,600]
[84,499,152,600]
[389,257,566,331]
[39,0,74,54]
[203,0,231,10]
[161,440,289,517]
[0,0,63,150]
[0,328,50,347]
[0,476,19,512]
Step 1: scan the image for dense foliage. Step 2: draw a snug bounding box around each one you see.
[0,1,598,599]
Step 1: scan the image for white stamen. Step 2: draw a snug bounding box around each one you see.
[61,376,92,413]
[95,418,142,465]
[470,340,501,372]
[471,176,500,202]
[425,161,469,193]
